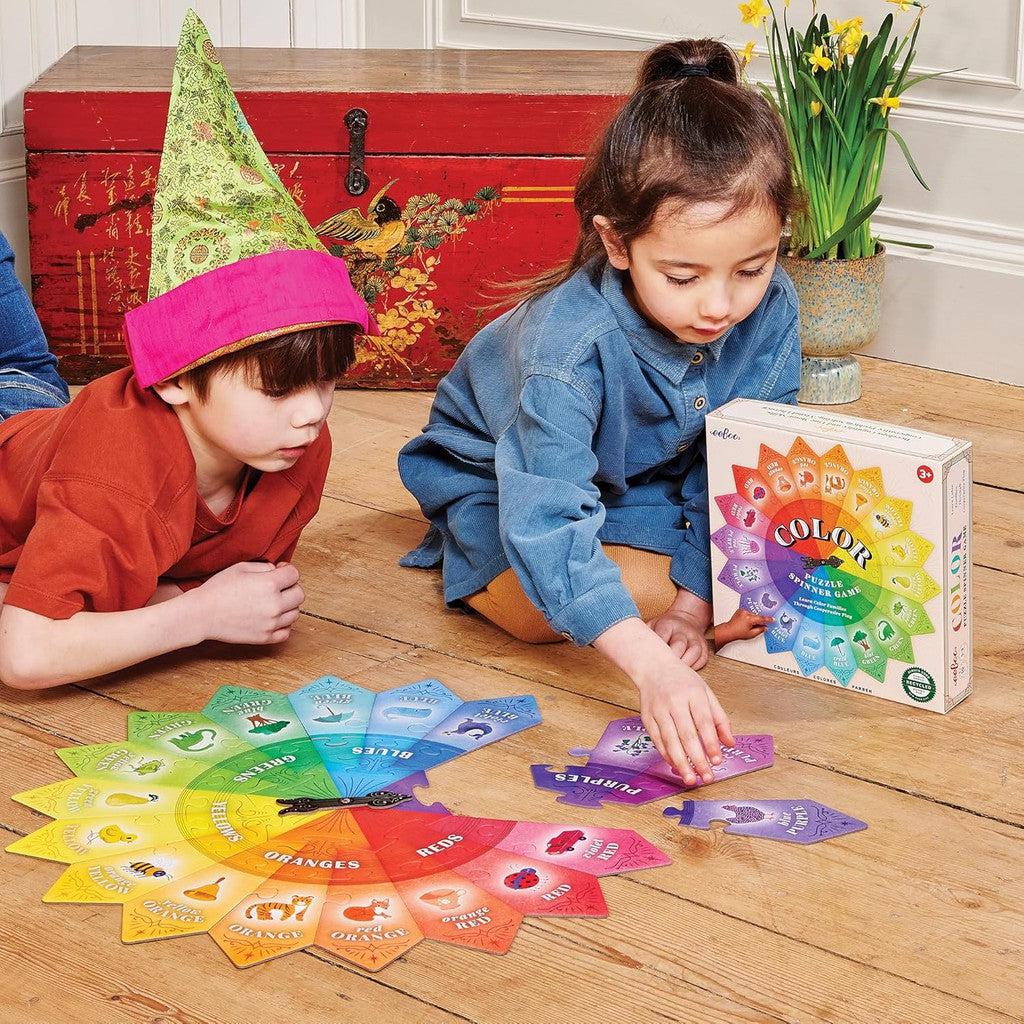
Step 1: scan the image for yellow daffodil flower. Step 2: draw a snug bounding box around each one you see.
[738,0,770,28]
[842,24,865,55]
[869,85,901,116]
[830,15,865,56]
[807,44,834,74]
[887,0,913,11]
[810,100,823,116]
[738,40,756,67]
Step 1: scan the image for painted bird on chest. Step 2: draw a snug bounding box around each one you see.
[314,180,406,260]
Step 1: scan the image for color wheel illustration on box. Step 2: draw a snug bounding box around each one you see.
[713,439,940,685]
[7,677,669,971]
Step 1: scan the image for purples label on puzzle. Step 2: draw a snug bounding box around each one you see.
[705,399,973,713]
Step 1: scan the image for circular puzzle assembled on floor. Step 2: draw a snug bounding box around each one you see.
[8,677,670,971]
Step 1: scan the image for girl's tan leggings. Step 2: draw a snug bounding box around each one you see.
[464,544,676,644]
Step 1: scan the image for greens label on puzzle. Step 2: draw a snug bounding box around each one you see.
[705,399,972,713]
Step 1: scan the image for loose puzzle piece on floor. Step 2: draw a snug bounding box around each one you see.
[531,716,773,808]
[663,799,867,844]
[8,676,671,972]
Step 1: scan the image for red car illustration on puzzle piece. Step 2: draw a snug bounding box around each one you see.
[546,829,587,855]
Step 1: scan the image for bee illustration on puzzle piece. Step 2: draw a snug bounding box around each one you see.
[125,861,171,879]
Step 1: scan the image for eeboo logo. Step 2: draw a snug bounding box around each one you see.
[711,427,740,441]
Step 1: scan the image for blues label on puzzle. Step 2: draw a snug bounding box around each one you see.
[663,799,867,844]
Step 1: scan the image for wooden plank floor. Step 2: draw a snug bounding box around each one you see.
[2,355,1022,1024]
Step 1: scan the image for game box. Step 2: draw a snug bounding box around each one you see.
[706,399,972,713]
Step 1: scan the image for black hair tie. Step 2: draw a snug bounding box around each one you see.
[676,64,711,78]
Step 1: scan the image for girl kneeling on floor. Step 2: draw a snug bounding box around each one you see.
[398,38,801,785]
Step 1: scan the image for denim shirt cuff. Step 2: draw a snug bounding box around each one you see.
[399,525,444,569]
[670,542,712,604]
[548,582,641,647]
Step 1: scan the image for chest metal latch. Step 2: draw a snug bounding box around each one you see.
[344,107,370,196]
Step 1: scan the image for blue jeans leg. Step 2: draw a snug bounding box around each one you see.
[0,230,69,420]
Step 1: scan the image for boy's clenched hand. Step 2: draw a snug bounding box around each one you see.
[189,561,304,644]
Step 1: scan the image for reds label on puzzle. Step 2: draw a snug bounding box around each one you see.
[705,399,973,713]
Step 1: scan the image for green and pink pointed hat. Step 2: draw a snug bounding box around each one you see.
[124,9,375,387]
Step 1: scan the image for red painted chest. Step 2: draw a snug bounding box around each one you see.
[25,47,637,386]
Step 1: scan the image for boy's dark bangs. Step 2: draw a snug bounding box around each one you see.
[240,323,357,394]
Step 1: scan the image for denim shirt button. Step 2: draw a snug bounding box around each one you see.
[694,396,707,411]
[691,351,704,365]
[559,631,573,641]
[676,438,690,453]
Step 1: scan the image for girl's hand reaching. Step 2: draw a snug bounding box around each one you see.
[592,616,735,786]
[633,650,734,785]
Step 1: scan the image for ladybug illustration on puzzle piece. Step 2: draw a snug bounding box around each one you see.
[504,867,540,890]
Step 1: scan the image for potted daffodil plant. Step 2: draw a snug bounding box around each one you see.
[737,0,952,403]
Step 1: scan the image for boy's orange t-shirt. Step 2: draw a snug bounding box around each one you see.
[0,367,330,619]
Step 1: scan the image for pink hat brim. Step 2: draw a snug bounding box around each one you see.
[124,249,379,387]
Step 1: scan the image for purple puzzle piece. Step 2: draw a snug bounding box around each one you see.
[387,771,450,815]
[644,734,775,788]
[534,720,775,808]
[569,717,773,788]
[663,799,867,844]
[530,763,681,808]
[568,716,663,773]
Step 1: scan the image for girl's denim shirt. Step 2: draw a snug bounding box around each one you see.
[399,257,800,645]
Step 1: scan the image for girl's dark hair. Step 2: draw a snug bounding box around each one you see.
[180,322,359,400]
[506,38,798,305]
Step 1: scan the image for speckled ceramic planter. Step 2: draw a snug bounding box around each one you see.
[780,246,886,405]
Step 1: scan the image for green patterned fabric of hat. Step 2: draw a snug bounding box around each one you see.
[147,8,326,299]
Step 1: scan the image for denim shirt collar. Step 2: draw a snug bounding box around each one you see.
[598,261,732,385]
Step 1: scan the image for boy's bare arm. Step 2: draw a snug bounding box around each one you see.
[0,598,205,688]
[0,561,304,690]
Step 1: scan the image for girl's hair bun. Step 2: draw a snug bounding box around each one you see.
[636,38,740,90]
[498,34,796,307]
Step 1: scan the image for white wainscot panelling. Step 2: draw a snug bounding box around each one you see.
[868,248,1023,384]
[446,0,1023,86]
[364,0,433,47]
[71,1,287,47]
